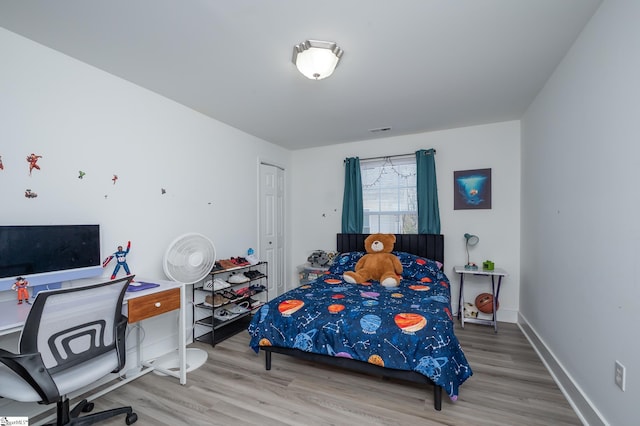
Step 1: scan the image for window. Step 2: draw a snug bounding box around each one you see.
[361,156,417,234]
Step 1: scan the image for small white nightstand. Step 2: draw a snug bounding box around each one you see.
[454,265,508,333]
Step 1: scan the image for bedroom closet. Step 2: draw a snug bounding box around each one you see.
[259,162,285,298]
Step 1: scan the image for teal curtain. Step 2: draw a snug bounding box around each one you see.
[416,149,440,234]
[341,157,363,233]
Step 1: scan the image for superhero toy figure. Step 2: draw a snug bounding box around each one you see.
[26,153,42,176]
[103,241,132,280]
[12,277,30,305]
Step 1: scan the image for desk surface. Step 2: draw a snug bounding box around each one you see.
[453,265,508,276]
[0,276,188,420]
[0,277,181,337]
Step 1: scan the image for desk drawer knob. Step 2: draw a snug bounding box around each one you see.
[155,302,161,308]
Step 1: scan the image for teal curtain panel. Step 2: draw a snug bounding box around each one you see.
[416,149,440,234]
[341,157,363,233]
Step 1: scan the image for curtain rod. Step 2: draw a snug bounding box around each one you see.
[358,149,436,162]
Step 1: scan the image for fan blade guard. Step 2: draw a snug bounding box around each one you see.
[163,233,216,284]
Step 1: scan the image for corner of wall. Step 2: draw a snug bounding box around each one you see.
[517,313,607,426]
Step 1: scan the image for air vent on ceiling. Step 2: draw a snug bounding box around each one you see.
[369,127,392,133]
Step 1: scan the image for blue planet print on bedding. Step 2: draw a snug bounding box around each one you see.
[248,251,472,399]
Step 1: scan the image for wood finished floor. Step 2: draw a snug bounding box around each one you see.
[40,322,581,426]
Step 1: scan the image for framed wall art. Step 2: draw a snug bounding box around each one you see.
[454,168,492,210]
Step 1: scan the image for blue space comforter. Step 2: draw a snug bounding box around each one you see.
[248,251,472,399]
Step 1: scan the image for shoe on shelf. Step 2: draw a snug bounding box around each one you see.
[243,270,263,279]
[235,287,250,297]
[227,301,251,315]
[214,308,239,321]
[213,293,228,307]
[218,259,238,270]
[228,273,250,284]
[204,294,214,307]
[252,304,263,311]
[230,257,250,266]
[211,261,224,272]
[213,279,230,290]
[249,283,267,294]
[221,289,241,302]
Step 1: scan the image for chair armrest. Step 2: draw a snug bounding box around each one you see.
[0,348,60,404]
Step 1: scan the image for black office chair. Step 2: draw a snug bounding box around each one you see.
[0,276,138,425]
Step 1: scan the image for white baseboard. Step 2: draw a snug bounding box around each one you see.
[517,313,608,426]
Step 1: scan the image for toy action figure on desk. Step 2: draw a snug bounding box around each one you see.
[103,240,133,280]
[12,277,30,304]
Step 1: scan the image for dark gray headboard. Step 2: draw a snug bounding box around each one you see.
[336,233,444,265]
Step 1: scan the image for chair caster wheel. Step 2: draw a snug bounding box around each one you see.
[82,402,94,413]
[126,412,138,425]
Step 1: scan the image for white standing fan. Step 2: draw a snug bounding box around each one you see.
[163,232,217,285]
[153,233,216,375]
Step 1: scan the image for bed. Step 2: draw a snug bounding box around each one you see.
[247,233,472,410]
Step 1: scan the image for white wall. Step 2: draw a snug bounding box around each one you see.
[521,0,639,424]
[0,27,294,418]
[0,27,292,294]
[291,121,521,322]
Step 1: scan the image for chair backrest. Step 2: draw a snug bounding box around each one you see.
[19,276,131,373]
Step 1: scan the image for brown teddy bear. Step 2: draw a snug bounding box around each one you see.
[343,233,403,287]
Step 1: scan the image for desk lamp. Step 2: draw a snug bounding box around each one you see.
[464,233,479,270]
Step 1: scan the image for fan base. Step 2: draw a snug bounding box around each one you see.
[149,348,208,376]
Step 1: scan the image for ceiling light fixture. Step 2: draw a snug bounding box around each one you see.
[292,40,343,80]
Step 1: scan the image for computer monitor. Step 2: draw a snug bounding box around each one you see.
[0,224,102,293]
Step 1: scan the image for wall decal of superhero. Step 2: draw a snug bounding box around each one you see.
[26,153,42,176]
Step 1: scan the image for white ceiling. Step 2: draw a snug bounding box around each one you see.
[0,0,602,150]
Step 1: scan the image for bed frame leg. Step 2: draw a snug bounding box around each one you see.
[433,385,442,411]
[265,350,272,370]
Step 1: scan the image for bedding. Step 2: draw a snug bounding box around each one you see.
[248,251,472,400]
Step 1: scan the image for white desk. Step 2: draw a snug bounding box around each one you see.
[121,278,187,385]
[0,277,187,420]
[0,299,32,337]
[454,266,508,333]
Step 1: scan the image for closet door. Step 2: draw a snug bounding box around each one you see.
[259,162,285,298]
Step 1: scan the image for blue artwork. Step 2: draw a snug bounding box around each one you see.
[454,168,492,210]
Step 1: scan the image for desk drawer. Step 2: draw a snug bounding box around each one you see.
[127,288,180,323]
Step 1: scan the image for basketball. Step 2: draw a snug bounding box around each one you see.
[475,293,499,314]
